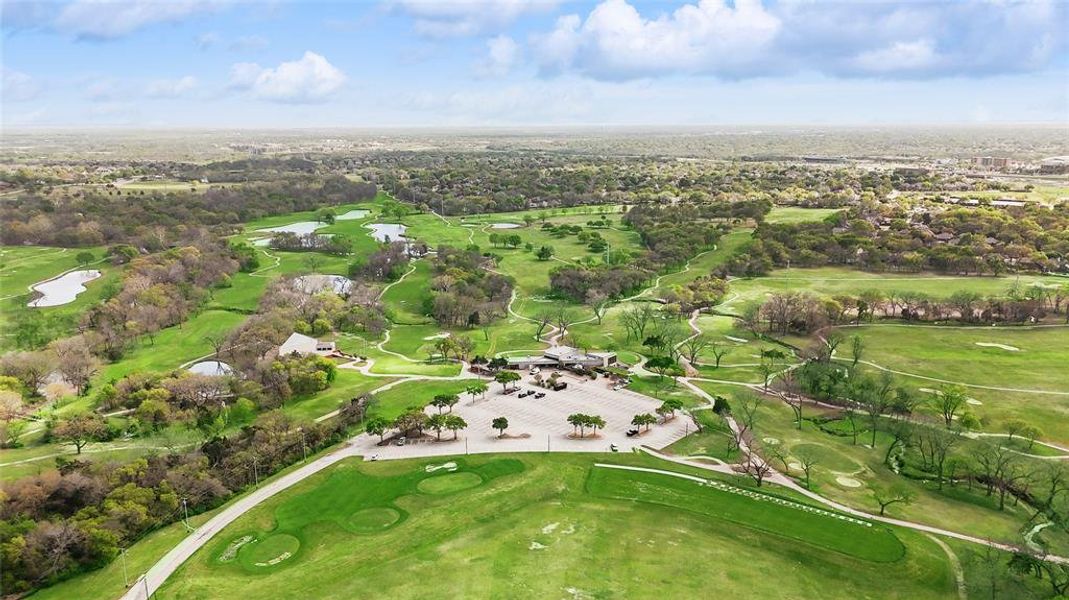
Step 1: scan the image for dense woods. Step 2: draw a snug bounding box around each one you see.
[0,175,376,247]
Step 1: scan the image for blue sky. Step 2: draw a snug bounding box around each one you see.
[2,0,1067,128]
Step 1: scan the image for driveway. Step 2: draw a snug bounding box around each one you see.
[350,372,691,459]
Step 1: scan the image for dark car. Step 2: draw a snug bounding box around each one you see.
[534,392,546,399]
[552,382,568,391]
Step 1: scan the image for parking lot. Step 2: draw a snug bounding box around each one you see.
[349,372,693,461]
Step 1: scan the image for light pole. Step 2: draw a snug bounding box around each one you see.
[120,547,129,587]
[142,574,150,599]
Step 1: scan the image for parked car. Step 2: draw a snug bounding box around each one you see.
[518,390,534,398]
[626,429,639,437]
[529,367,540,375]
[610,444,619,452]
[503,387,519,395]
[552,381,568,391]
[395,437,406,446]
[534,392,546,399]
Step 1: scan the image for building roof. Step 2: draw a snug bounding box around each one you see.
[279,332,321,355]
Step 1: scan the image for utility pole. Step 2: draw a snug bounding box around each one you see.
[300,427,307,462]
[142,574,150,599]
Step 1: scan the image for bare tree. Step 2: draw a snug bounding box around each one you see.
[680,333,713,365]
[871,485,915,515]
[795,448,818,489]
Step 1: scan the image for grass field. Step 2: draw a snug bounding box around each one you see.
[765,206,843,224]
[0,245,120,350]
[149,453,954,600]
[689,382,1069,555]
[723,268,1058,313]
[830,324,1069,442]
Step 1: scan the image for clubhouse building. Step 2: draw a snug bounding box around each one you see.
[506,345,618,371]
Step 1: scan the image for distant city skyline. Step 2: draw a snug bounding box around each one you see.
[2,0,1067,128]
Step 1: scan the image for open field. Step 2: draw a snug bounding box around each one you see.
[827,324,1069,442]
[0,245,120,350]
[765,206,843,224]
[689,383,1069,555]
[723,268,1059,312]
[151,453,955,600]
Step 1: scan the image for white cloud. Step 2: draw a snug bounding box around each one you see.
[146,75,198,98]
[196,31,221,50]
[393,0,557,38]
[1,67,41,102]
[55,0,218,40]
[533,0,781,79]
[229,51,346,103]
[853,40,938,74]
[532,0,1067,80]
[476,35,519,78]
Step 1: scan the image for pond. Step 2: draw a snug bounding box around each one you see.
[336,209,370,220]
[188,361,234,376]
[28,270,102,307]
[293,274,352,295]
[366,223,407,243]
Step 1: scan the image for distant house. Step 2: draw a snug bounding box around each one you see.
[278,332,336,357]
[506,346,617,370]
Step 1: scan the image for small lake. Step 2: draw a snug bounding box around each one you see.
[188,361,234,376]
[293,274,352,295]
[336,209,370,220]
[489,223,521,229]
[367,223,407,243]
[28,270,102,307]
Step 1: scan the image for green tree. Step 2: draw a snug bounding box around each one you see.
[492,416,509,437]
[631,413,656,432]
[365,416,390,442]
[535,245,555,261]
[466,380,488,403]
[75,251,96,267]
[428,413,448,440]
[445,414,467,439]
[54,413,107,454]
[494,370,521,391]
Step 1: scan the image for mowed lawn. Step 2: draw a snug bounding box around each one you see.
[148,453,954,600]
[723,268,1058,311]
[837,325,1069,393]
[0,245,120,350]
[765,206,843,224]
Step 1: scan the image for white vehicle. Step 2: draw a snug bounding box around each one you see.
[529,367,540,375]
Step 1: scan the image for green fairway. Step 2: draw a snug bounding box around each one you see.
[96,309,247,385]
[765,206,843,224]
[833,324,1069,442]
[723,268,1058,311]
[148,453,954,600]
[0,245,120,350]
[689,382,1069,555]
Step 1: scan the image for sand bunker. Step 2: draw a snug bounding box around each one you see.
[966,398,983,405]
[490,223,521,229]
[725,336,748,343]
[975,342,1021,351]
[336,209,369,220]
[835,476,863,488]
[366,223,407,243]
[28,270,102,307]
[424,461,458,473]
[762,437,780,445]
[423,332,451,341]
[188,361,233,377]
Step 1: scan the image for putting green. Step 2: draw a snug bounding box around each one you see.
[241,534,300,570]
[417,472,483,494]
[347,507,402,533]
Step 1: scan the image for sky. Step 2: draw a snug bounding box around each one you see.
[1,0,1067,128]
